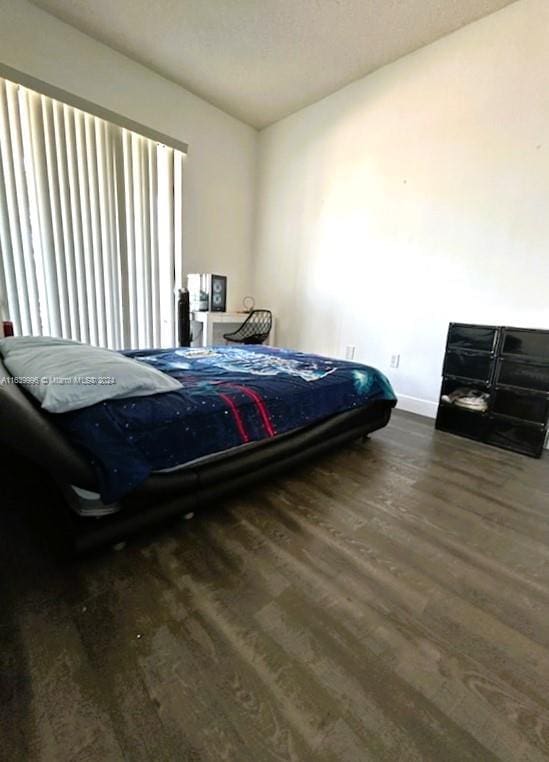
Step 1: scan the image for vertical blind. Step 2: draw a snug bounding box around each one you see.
[0,77,184,349]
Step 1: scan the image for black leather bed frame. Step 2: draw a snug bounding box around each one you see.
[0,358,395,553]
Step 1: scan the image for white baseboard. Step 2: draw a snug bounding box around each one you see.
[395,393,437,419]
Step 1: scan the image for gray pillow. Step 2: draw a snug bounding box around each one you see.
[0,336,181,413]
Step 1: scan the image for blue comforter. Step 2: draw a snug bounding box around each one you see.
[54,346,396,503]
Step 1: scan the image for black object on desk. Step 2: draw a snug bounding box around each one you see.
[435,323,549,457]
[177,288,191,347]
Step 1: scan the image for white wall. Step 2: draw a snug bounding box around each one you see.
[253,0,549,416]
[0,0,257,310]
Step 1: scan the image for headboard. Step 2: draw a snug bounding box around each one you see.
[0,358,97,490]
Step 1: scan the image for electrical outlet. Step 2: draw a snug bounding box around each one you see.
[345,345,356,360]
[390,353,400,369]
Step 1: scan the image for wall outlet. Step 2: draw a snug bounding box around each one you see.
[390,353,400,369]
[345,345,356,360]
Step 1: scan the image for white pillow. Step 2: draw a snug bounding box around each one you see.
[0,336,181,413]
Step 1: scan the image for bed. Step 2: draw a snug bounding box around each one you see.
[0,344,396,553]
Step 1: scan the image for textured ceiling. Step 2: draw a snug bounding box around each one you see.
[30,0,516,128]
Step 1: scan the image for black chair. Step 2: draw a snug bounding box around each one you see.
[223,309,272,345]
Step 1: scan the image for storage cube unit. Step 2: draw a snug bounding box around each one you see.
[435,323,549,458]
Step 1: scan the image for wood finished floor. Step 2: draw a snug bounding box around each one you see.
[2,409,549,761]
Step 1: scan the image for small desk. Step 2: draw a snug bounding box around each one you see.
[191,311,276,347]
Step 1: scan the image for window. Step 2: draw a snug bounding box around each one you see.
[0,77,184,349]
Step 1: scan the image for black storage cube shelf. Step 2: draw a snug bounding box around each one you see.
[492,386,549,425]
[485,417,546,458]
[496,358,549,393]
[441,377,489,398]
[436,405,486,442]
[444,350,493,383]
[447,324,498,352]
[435,323,549,458]
[501,327,549,360]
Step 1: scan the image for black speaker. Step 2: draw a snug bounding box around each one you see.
[177,288,191,346]
[210,274,227,312]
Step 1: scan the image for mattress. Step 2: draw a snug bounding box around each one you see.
[53,345,396,502]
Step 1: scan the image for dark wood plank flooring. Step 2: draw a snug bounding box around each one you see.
[2,409,549,761]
